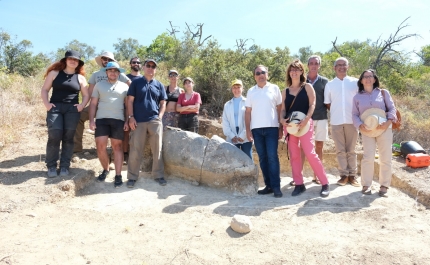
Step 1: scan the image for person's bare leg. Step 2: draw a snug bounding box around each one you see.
[111,139,124,176]
[95,136,109,170]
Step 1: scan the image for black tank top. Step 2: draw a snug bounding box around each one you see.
[166,85,180,102]
[50,71,81,104]
[284,85,309,118]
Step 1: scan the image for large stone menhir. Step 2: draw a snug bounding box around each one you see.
[143,127,258,195]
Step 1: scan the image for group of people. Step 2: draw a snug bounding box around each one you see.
[41,50,397,197]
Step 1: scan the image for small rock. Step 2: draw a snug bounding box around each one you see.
[109,163,115,170]
[26,213,36,217]
[72,157,80,163]
[80,158,87,162]
[84,152,90,156]
[191,181,199,186]
[230,214,252,234]
[0,142,4,148]
[86,261,91,264]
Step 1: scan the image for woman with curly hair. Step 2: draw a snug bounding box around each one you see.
[280,59,330,197]
[41,50,89,178]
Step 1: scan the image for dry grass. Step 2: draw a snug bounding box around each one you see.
[0,71,46,149]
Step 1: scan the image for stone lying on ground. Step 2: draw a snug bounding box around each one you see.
[230,214,252,233]
[152,128,258,195]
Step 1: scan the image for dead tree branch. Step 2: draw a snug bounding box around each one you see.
[166,21,180,38]
[185,23,212,46]
[331,37,344,57]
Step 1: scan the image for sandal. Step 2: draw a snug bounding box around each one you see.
[289,180,295,186]
[312,178,321,185]
[379,186,388,197]
[361,186,372,195]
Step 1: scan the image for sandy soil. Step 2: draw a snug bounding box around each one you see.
[1,123,430,265]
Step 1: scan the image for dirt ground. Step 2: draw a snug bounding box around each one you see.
[1,123,430,265]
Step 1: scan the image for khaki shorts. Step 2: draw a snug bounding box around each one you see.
[313,119,328,141]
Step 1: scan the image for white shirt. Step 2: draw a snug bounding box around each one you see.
[245,82,282,130]
[222,96,249,143]
[324,76,358,125]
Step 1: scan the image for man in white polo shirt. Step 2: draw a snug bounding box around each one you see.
[324,57,359,187]
[245,65,283,198]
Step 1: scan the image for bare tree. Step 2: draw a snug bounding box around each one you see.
[371,17,419,71]
[185,23,212,46]
[331,37,343,57]
[167,21,180,39]
[235,38,253,56]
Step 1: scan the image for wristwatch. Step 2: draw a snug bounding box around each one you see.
[128,115,134,119]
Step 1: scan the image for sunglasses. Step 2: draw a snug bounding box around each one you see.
[169,74,178,77]
[146,64,156,69]
[255,71,267,76]
[131,61,141,65]
[101,57,114,62]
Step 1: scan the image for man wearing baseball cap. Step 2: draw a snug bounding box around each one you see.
[126,59,168,187]
[89,62,129,188]
[73,51,131,153]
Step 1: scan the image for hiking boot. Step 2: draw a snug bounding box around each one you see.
[47,167,57,178]
[292,184,306,196]
[97,170,109,182]
[157,178,167,186]
[257,186,274,195]
[114,175,123,188]
[59,167,69,177]
[337,175,348,186]
[273,188,283,198]
[348,176,360,187]
[320,184,330,197]
[127,179,136,188]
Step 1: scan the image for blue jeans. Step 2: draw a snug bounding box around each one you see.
[252,127,280,189]
[234,127,253,160]
[45,103,80,168]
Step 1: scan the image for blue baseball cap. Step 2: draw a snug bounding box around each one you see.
[103,62,125,73]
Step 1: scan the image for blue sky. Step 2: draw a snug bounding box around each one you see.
[1,0,429,60]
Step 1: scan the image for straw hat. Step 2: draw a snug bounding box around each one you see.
[360,108,387,138]
[286,111,310,137]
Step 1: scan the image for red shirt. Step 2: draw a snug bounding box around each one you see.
[177,92,202,114]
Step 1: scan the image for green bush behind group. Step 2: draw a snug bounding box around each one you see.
[1,27,430,149]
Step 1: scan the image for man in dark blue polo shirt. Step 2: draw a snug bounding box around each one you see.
[126,59,167,187]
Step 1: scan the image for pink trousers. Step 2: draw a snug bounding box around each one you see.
[288,119,328,185]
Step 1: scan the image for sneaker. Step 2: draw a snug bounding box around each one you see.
[320,184,330,197]
[348,176,360,187]
[337,175,348,186]
[114,175,123,188]
[273,188,283,198]
[257,186,274,195]
[47,167,57,178]
[157,178,167,186]
[59,167,69,177]
[291,184,306,196]
[127,179,136,188]
[97,170,109,182]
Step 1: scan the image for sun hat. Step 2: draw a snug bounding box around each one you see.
[169,69,179,75]
[360,108,387,138]
[286,111,310,137]
[144,59,158,66]
[103,61,125,73]
[183,77,194,84]
[231,79,243,87]
[62,50,84,66]
[95,51,117,67]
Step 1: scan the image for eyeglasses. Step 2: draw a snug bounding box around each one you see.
[146,64,156,69]
[335,63,347,67]
[290,68,302,72]
[101,57,114,62]
[362,75,374,79]
[131,61,141,65]
[255,71,267,76]
[169,74,178,77]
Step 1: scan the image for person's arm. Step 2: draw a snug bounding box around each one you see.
[280,89,288,126]
[89,97,98,131]
[123,96,129,131]
[41,71,58,110]
[324,82,331,110]
[222,102,236,142]
[300,83,316,129]
[158,100,166,119]
[76,75,89,112]
[127,95,136,130]
[245,107,253,142]
[176,94,189,113]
